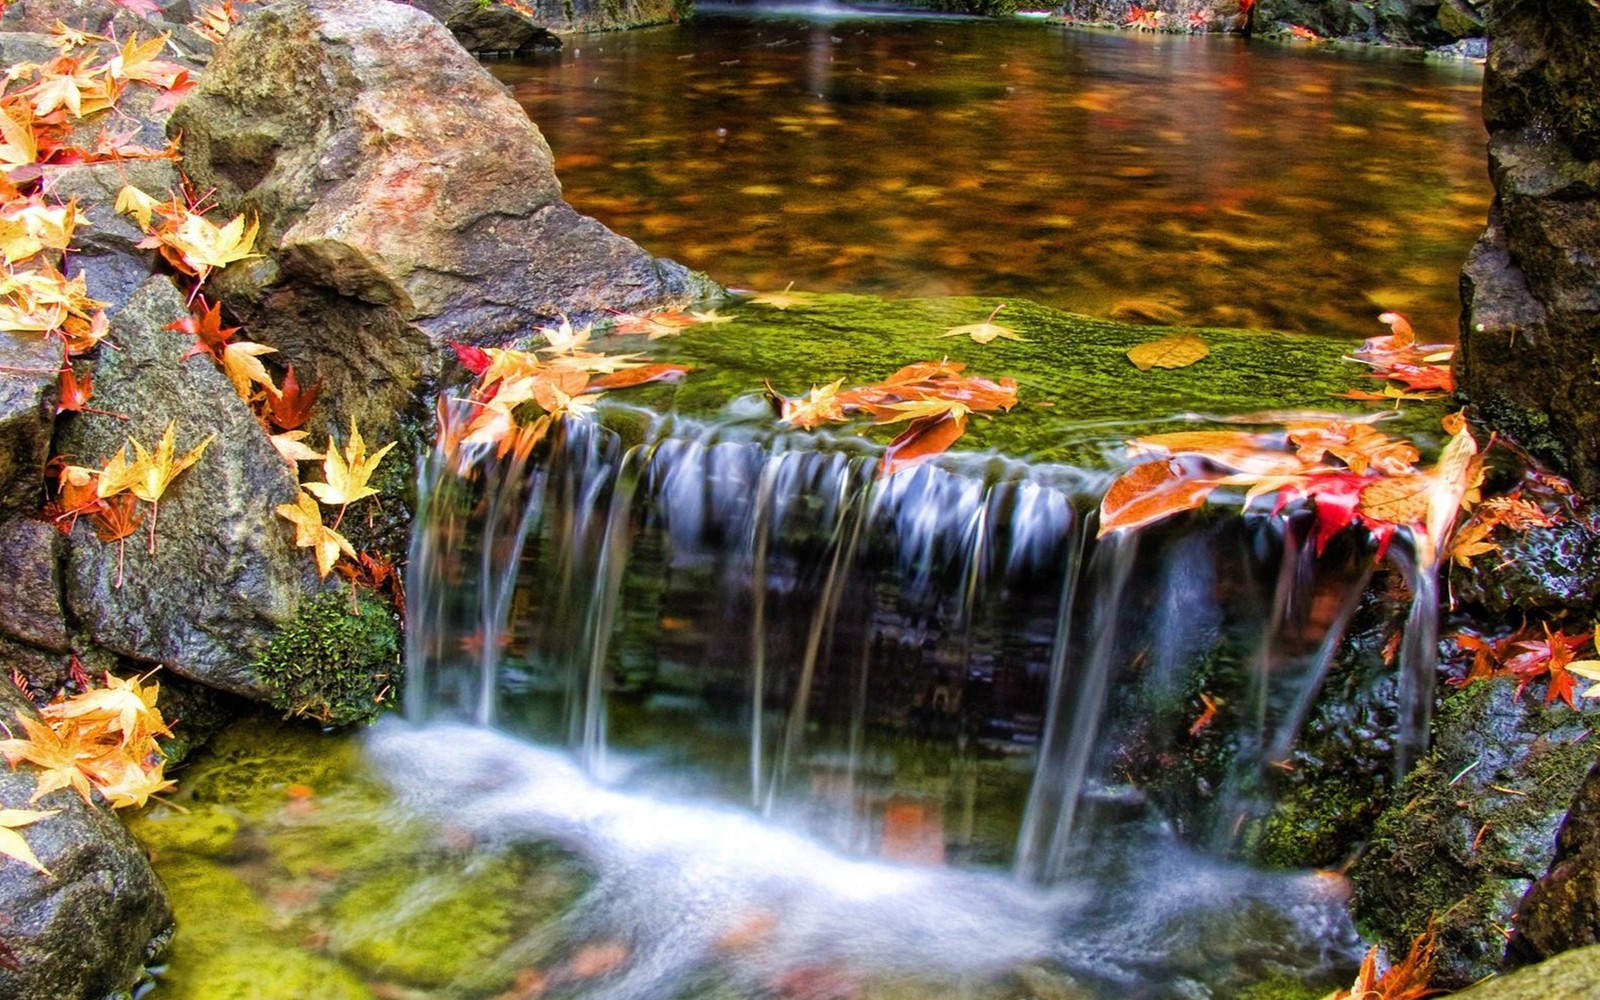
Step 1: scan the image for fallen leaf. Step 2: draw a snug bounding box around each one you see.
[1126,333,1209,371]
[1098,459,1220,536]
[275,490,357,578]
[940,303,1024,344]
[0,808,58,876]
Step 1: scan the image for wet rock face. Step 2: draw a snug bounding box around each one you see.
[170,0,713,439]
[0,684,172,1000]
[1460,0,1600,492]
[1508,759,1600,965]
[1451,499,1600,618]
[1349,678,1598,988]
[57,277,309,700]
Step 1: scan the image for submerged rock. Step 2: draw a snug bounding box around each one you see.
[0,683,172,1000]
[399,0,557,53]
[1460,0,1600,492]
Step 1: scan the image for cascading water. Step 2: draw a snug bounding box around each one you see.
[376,396,1445,995]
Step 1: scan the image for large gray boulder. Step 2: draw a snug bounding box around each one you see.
[1509,759,1600,965]
[0,683,172,1000]
[1450,943,1600,1000]
[169,0,713,438]
[57,277,309,700]
[1459,0,1600,492]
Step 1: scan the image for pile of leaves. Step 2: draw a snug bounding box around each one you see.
[766,360,1019,477]
[1450,623,1600,708]
[1336,312,1455,404]
[1098,410,1481,566]
[0,670,174,874]
[442,314,691,461]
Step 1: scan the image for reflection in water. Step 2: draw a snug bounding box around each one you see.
[493,13,1488,338]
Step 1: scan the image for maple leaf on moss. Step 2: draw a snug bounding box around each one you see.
[0,807,58,876]
[746,282,814,310]
[276,490,356,578]
[940,303,1024,345]
[1505,624,1594,708]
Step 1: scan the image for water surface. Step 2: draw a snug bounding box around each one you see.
[493,10,1488,338]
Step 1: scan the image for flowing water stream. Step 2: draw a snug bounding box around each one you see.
[134,10,1490,999]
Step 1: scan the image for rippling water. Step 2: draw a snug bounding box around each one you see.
[492,8,1489,339]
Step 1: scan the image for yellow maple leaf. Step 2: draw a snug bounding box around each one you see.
[275,490,356,578]
[41,673,169,748]
[0,807,59,876]
[0,105,39,175]
[0,716,95,805]
[0,196,81,265]
[107,34,184,89]
[538,314,594,355]
[269,429,325,465]
[97,421,214,552]
[775,378,846,431]
[220,340,279,401]
[114,184,161,230]
[90,759,175,810]
[303,418,397,514]
[747,282,814,310]
[155,209,262,280]
[939,304,1024,345]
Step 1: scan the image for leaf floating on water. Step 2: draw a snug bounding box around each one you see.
[939,303,1024,345]
[1098,459,1220,536]
[1126,333,1209,371]
[688,309,734,325]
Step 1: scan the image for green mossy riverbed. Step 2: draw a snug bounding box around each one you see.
[129,716,590,1000]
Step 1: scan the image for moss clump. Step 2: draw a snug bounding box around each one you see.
[253,592,400,726]
[1234,973,1328,1000]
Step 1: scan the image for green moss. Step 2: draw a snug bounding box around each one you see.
[158,944,372,1000]
[329,849,585,991]
[128,804,241,859]
[622,294,1444,469]
[1234,973,1327,1000]
[146,856,275,956]
[1350,678,1600,985]
[1471,389,1567,476]
[253,592,401,726]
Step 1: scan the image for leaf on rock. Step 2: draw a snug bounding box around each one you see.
[275,490,356,578]
[0,808,58,876]
[303,418,396,509]
[747,282,814,310]
[220,342,278,402]
[882,413,967,477]
[1126,333,1209,371]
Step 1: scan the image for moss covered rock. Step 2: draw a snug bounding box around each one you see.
[1349,678,1600,987]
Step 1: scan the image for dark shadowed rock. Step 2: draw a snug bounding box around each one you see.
[45,159,176,312]
[0,519,68,653]
[169,0,713,438]
[399,0,556,52]
[1460,0,1600,492]
[1451,943,1600,999]
[0,682,172,1000]
[0,337,62,522]
[1350,678,1599,988]
[1508,759,1600,966]
[518,0,689,32]
[57,277,310,700]
[1451,499,1600,618]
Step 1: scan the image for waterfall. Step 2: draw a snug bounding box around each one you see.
[405,408,1425,874]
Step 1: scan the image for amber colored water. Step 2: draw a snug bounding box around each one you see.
[491,8,1488,340]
